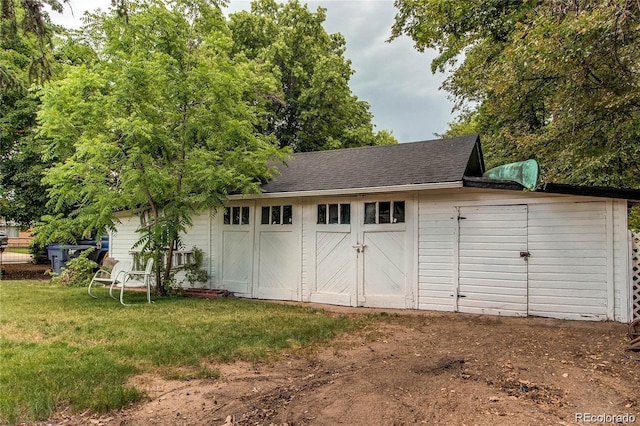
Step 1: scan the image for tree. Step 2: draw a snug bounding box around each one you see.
[392,0,640,188]
[0,0,69,225]
[229,0,397,152]
[37,0,287,292]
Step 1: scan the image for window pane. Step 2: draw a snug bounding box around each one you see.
[283,205,293,224]
[232,207,240,225]
[241,207,250,225]
[393,201,405,223]
[261,206,270,225]
[223,208,230,225]
[340,204,351,224]
[317,204,326,224]
[271,205,281,224]
[364,203,376,224]
[328,204,339,224]
[379,202,391,224]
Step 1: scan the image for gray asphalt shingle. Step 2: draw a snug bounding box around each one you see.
[261,134,482,194]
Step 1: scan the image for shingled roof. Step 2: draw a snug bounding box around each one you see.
[261,134,484,194]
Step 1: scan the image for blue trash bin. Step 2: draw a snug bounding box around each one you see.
[47,245,67,274]
[47,244,94,273]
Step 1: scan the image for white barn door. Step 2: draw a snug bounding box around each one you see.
[254,202,300,301]
[359,199,413,309]
[309,197,413,308]
[220,203,254,297]
[457,205,529,316]
[310,200,357,306]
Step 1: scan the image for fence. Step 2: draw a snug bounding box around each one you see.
[632,231,639,321]
[0,248,32,264]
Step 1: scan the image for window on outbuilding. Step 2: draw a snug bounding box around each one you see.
[261,205,293,225]
[317,203,351,225]
[224,206,250,225]
[364,201,405,224]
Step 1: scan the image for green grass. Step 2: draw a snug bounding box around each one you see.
[2,248,30,255]
[0,281,368,425]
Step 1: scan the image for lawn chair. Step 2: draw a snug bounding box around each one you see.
[88,259,131,298]
[110,258,154,306]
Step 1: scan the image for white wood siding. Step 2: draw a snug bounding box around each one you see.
[418,188,631,321]
[417,205,456,311]
[108,186,632,322]
[109,214,140,262]
[612,200,630,322]
[527,202,608,320]
[209,209,219,287]
[457,205,528,316]
[179,211,213,288]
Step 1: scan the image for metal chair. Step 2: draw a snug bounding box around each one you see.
[110,258,154,305]
[88,259,131,298]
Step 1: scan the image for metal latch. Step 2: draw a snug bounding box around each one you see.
[352,243,367,253]
[520,251,531,260]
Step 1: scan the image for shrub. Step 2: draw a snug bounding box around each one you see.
[51,249,98,287]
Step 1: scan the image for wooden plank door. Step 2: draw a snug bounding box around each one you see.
[254,202,300,301]
[527,202,608,320]
[457,205,528,316]
[359,198,413,309]
[310,200,357,306]
[220,203,254,297]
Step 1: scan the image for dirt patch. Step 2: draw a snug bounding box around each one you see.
[39,306,640,426]
[1,263,51,280]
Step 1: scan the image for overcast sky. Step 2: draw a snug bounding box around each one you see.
[49,0,455,143]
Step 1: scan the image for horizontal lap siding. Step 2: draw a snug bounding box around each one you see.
[457,205,528,316]
[179,211,214,288]
[110,214,139,262]
[528,202,608,320]
[111,211,217,288]
[418,204,455,311]
[418,189,629,322]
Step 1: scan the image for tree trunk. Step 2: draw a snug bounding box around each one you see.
[163,239,175,292]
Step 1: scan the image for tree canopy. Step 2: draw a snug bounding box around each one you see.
[0,0,68,225]
[37,0,287,289]
[229,0,396,151]
[392,0,640,188]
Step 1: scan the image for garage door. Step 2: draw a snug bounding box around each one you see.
[310,201,357,305]
[220,204,254,297]
[457,205,529,316]
[309,198,413,308]
[254,203,300,300]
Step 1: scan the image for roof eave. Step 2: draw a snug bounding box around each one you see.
[463,176,640,202]
[228,181,464,200]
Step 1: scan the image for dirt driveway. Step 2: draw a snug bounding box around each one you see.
[45,305,639,426]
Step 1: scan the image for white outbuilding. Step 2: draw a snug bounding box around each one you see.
[109,134,640,322]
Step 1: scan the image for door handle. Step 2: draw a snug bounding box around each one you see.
[520,251,531,259]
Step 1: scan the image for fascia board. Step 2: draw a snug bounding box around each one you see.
[227,181,463,200]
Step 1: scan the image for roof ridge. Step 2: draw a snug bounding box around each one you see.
[290,134,479,157]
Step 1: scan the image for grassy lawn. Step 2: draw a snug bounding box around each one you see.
[0,281,369,425]
[2,248,31,255]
